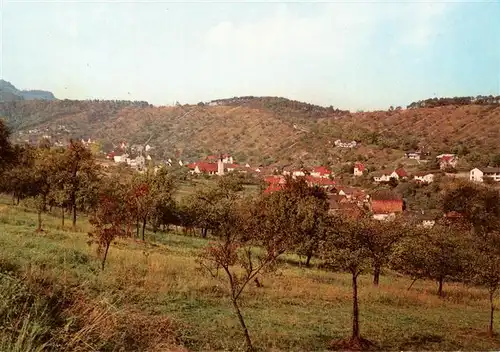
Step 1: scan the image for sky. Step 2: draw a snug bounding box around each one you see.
[1,0,499,110]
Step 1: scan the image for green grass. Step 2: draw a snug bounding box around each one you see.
[0,201,500,351]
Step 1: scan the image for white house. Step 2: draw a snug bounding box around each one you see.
[113,154,129,163]
[372,168,407,182]
[413,172,435,183]
[405,151,421,160]
[334,139,357,148]
[470,167,500,183]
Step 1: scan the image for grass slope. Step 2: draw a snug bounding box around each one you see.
[1,200,499,351]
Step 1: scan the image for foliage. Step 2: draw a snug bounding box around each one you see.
[88,176,134,270]
[391,224,471,297]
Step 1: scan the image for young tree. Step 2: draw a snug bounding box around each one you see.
[364,218,410,286]
[320,217,375,349]
[62,140,99,228]
[30,147,60,231]
[198,189,297,351]
[88,176,134,270]
[392,223,470,297]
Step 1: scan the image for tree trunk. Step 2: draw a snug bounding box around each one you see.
[61,207,65,227]
[72,202,77,228]
[136,219,140,238]
[201,228,208,238]
[231,298,253,351]
[101,242,110,271]
[489,289,495,336]
[305,253,312,267]
[16,196,20,205]
[37,209,42,232]
[11,194,15,205]
[437,277,444,297]
[352,272,360,341]
[373,263,381,286]
[142,218,147,241]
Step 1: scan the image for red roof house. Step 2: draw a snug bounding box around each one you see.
[370,190,403,220]
[311,166,332,178]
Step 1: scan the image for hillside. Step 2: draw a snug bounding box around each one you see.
[1,202,500,351]
[0,79,56,102]
[1,97,499,169]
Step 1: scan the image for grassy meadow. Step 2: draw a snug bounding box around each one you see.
[1,199,500,351]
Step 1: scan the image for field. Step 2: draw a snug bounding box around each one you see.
[1,200,500,351]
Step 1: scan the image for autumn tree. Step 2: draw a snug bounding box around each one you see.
[320,217,375,349]
[88,176,134,270]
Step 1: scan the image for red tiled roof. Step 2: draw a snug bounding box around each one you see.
[354,163,365,171]
[305,176,336,186]
[195,162,218,172]
[440,155,454,162]
[312,166,331,175]
[395,168,408,177]
[264,176,286,184]
[371,199,403,214]
[264,183,284,194]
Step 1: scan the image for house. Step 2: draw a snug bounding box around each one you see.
[369,190,404,221]
[113,154,129,163]
[413,171,435,183]
[311,166,332,179]
[292,169,308,177]
[304,176,336,189]
[436,154,458,170]
[334,139,357,148]
[187,162,218,175]
[372,168,407,182]
[470,167,500,183]
[329,200,364,219]
[405,151,421,160]
[353,163,365,176]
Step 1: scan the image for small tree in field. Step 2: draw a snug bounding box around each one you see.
[470,230,500,336]
[320,217,375,349]
[88,177,134,270]
[198,193,293,351]
[365,218,410,286]
[392,223,470,297]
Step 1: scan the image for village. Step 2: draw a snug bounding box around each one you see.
[99,141,500,228]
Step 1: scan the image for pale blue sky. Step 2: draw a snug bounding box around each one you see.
[1,0,499,110]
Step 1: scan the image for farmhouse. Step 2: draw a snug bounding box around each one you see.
[470,167,500,183]
[369,190,404,221]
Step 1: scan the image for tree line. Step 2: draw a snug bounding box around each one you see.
[1,119,500,350]
[407,95,500,109]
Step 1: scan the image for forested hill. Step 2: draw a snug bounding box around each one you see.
[0,80,56,102]
[0,96,499,169]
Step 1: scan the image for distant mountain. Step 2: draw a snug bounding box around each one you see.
[0,79,56,102]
